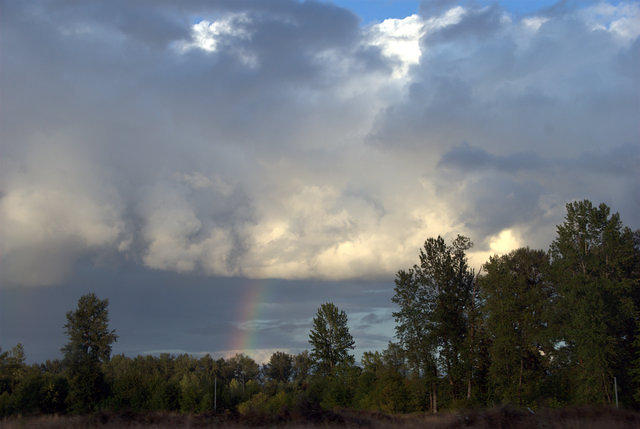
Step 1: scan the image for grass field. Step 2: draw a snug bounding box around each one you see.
[3,406,640,428]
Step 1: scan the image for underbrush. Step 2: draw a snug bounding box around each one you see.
[2,406,640,428]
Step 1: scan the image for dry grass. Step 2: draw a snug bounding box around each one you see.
[2,406,639,428]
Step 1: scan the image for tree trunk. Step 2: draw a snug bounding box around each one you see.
[518,356,523,406]
[467,272,478,402]
[602,371,611,404]
[432,381,438,413]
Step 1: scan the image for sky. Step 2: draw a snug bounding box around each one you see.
[1,0,638,363]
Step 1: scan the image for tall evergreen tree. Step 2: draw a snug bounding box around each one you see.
[550,200,638,404]
[308,303,355,374]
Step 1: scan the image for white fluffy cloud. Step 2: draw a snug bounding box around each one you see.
[0,1,637,286]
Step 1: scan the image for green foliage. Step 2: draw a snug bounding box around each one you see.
[265,351,293,383]
[62,294,118,364]
[105,355,149,410]
[179,372,203,412]
[150,380,180,411]
[11,371,45,415]
[319,363,360,409]
[356,345,410,413]
[228,353,260,384]
[0,344,26,396]
[40,375,69,414]
[550,200,638,405]
[480,247,554,406]
[238,391,288,417]
[0,346,69,417]
[67,360,109,413]
[0,391,11,416]
[62,293,117,413]
[292,351,312,385]
[392,235,476,410]
[309,303,355,374]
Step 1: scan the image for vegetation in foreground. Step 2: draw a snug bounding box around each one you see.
[3,406,640,428]
[1,200,639,425]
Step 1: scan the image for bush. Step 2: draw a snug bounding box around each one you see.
[12,374,45,415]
[0,391,12,416]
[150,381,180,411]
[40,376,69,414]
[238,391,288,417]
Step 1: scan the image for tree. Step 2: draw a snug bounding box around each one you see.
[308,303,355,374]
[550,200,638,404]
[265,351,293,383]
[0,344,26,394]
[292,351,313,384]
[62,294,117,364]
[0,344,27,415]
[480,247,554,406]
[228,353,260,385]
[358,344,410,413]
[392,267,439,411]
[62,293,117,412]
[392,235,476,410]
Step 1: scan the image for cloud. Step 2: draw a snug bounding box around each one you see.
[0,0,638,287]
[368,0,639,252]
[138,348,285,364]
[138,177,253,275]
[367,14,424,78]
[356,311,393,329]
[0,141,128,286]
[215,348,292,365]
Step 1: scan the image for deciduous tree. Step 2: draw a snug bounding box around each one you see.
[62,293,117,412]
[265,351,293,383]
[392,235,476,410]
[550,200,638,404]
[480,247,553,405]
[309,303,355,374]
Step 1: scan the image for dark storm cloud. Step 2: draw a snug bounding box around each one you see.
[439,142,639,176]
[0,265,395,362]
[356,312,393,330]
[0,0,398,285]
[0,0,638,358]
[439,142,544,173]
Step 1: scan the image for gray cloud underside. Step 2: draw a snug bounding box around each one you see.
[1,0,638,287]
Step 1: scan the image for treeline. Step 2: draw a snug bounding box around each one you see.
[1,199,639,419]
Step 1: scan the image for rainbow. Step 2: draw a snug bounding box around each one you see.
[229,279,271,354]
